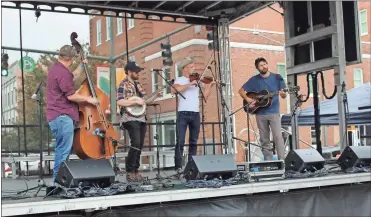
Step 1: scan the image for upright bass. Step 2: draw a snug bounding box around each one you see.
[71,32,118,159]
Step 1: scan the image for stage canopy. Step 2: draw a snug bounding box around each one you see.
[281,82,371,126]
[1,1,273,25]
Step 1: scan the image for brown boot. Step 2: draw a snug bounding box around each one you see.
[126,172,136,182]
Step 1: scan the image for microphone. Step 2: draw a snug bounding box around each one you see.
[218,82,226,87]
[151,69,163,71]
[93,128,105,137]
[31,81,43,100]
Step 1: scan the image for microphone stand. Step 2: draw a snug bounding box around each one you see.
[341,81,349,146]
[229,102,252,162]
[152,69,185,100]
[151,69,185,178]
[18,85,46,196]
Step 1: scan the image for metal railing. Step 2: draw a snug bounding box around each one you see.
[1,121,225,158]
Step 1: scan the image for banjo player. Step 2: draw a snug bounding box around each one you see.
[116,61,162,182]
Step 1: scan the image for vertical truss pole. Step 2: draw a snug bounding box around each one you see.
[109,16,117,124]
[283,2,299,150]
[218,18,234,154]
[331,1,348,150]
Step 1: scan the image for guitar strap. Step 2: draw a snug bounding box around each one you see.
[134,81,143,98]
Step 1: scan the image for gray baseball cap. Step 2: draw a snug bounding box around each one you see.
[59,45,77,58]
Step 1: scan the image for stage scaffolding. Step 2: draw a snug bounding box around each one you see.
[1,0,270,158]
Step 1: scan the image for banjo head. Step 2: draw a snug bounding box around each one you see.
[126,96,146,116]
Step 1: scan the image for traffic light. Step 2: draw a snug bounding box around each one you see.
[206,25,219,51]
[1,53,9,77]
[160,41,173,66]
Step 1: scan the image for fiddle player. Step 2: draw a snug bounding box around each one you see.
[46,45,98,186]
[116,61,161,182]
[238,57,287,160]
[171,56,215,175]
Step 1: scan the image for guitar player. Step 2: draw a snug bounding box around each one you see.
[238,57,287,161]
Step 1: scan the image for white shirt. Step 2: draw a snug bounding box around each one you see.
[174,76,200,112]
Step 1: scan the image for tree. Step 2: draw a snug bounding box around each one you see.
[13,45,105,153]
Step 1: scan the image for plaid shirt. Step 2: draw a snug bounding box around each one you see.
[116,78,146,123]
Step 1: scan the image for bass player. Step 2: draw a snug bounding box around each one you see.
[116,61,161,182]
[238,57,287,160]
[46,45,98,186]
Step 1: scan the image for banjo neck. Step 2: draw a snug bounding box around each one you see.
[143,85,167,100]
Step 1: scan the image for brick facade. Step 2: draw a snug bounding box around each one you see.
[90,3,371,162]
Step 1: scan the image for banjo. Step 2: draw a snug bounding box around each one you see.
[122,85,169,117]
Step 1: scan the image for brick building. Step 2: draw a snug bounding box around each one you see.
[89,3,370,162]
[1,60,20,127]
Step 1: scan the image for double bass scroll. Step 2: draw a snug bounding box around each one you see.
[71,32,119,160]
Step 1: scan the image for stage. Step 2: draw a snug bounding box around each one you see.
[2,170,371,217]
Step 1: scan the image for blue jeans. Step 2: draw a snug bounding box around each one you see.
[48,115,75,183]
[175,111,200,169]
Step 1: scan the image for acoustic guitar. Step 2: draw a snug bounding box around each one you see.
[243,86,300,114]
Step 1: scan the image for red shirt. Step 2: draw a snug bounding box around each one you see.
[46,62,79,122]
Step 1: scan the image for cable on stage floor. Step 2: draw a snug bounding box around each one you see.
[59,182,133,199]
[183,174,246,189]
[285,168,330,179]
[344,166,371,173]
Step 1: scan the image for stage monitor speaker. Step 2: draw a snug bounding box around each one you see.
[285,149,325,172]
[56,159,115,188]
[338,146,371,170]
[183,154,237,181]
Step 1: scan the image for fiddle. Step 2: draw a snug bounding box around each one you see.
[189,72,225,86]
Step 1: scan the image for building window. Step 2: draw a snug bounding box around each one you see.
[106,17,111,41]
[311,126,316,147]
[152,113,176,151]
[129,56,136,62]
[353,68,363,88]
[127,14,134,30]
[360,10,368,36]
[277,63,286,82]
[96,19,102,46]
[11,89,14,106]
[152,71,159,92]
[309,76,313,96]
[7,92,10,107]
[175,62,182,78]
[117,17,123,35]
[162,67,171,95]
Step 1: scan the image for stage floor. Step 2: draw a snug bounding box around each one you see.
[1,169,371,217]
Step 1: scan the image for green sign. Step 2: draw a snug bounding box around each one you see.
[18,56,36,72]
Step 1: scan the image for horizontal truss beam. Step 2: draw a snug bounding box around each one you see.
[2,1,217,25]
[1,46,110,61]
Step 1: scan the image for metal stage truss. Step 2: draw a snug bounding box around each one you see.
[1,0,261,155]
[2,2,369,217]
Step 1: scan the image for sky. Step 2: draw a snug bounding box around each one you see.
[1,5,89,65]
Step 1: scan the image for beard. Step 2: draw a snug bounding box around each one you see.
[131,74,139,80]
[259,68,268,75]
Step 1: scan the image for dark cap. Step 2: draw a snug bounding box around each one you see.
[125,61,144,73]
